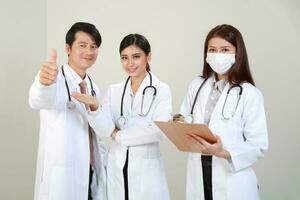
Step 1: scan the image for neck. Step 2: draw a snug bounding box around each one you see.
[216,73,227,81]
[68,61,86,79]
[131,71,148,94]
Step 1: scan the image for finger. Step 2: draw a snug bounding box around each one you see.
[49,48,57,63]
[40,71,57,81]
[185,134,194,140]
[211,135,222,145]
[190,134,210,146]
[39,76,55,85]
[215,135,221,141]
[41,66,58,76]
[196,135,210,145]
[71,92,91,104]
[42,62,58,71]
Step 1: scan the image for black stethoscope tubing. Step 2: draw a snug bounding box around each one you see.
[61,65,96,108]
[189,77,243,121]
[120,72,157,117]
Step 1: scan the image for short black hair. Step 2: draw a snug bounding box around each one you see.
[65,22,102,47]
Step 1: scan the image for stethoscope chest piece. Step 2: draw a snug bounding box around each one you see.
[117,72,157,128]
[184,115,194,124]
[66,101,76,110]
[116,116,126,129]
[61,65,96,110]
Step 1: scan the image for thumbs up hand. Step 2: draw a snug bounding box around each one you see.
[39,49,58,86]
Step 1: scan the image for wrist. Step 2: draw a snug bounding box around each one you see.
[90,102,99,111]
[216,149,231,160]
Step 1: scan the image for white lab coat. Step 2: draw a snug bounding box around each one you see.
[180,76,268,200]
[87,72,171,200]
[29,64,107,200]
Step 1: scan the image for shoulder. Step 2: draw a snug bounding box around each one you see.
[150,73,171,92]
[106,81,125,97]
[191,76,206,84]
[108,81,124,90]
[241,82,264,101]
[187,76,206,91]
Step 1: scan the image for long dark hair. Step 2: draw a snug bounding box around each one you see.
[202,24,255,85]
[119,33,151,71]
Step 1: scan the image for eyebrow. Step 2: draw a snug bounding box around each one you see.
[76,41,97,45]
[121,52,141,56]
[208,45,232,48]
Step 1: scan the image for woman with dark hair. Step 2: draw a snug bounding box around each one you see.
[179,24,268,200]
[73,33,171,200]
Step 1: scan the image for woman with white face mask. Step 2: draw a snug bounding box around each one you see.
[72,33,171,200]
[179,24,268,200]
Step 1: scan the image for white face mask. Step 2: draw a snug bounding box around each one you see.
[206,53,236,75]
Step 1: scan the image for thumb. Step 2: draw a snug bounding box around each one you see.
[49,48,57,63]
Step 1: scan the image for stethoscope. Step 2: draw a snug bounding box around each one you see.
[185,77,243,123]
[61,65,96,110]
[116,72,157,129]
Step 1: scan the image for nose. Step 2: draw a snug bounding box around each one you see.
[86,47,94,55]
[128,58,134,66]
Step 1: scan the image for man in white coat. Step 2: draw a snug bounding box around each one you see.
[29,22,106,200]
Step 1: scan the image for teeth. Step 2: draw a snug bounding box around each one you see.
[128,68,137,72]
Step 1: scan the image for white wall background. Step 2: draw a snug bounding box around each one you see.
[1,0,299,199]
[0,0,46,199]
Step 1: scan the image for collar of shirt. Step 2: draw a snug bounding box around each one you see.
[211,76,227,93]
[64,64,89,84]
[63,64,91,94]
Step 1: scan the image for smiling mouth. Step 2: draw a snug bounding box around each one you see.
[83,57,93,61]
[128,67,137,72]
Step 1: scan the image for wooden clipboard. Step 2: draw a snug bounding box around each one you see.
[154,121,217,152]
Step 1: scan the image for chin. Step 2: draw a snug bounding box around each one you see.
[83,62,95,69]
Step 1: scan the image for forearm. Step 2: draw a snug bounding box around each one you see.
[115,122,163,147]
[29,74,57,109]
[87,106,115,138]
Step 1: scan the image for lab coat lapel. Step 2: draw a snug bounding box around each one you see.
[130,73,150,117]
[194,76,214,123]
[210,82,230,122]
[142,73,159,116]
[122,78,133,119]
[63,64,87,115]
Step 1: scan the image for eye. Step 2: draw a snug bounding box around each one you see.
[121,56,127,61]
[208,48,216,53]
[133,55,140,59]
[91,44,98,49]
[79,44,87,48]
[221,48,231,53]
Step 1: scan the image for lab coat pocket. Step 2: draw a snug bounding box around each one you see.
[140,156,168,192]
[186,154,203,198]
[49,166,76,200]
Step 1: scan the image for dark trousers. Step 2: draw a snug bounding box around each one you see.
[123,149,129,200]
[88,165,94,200]
[201,155,213,200]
